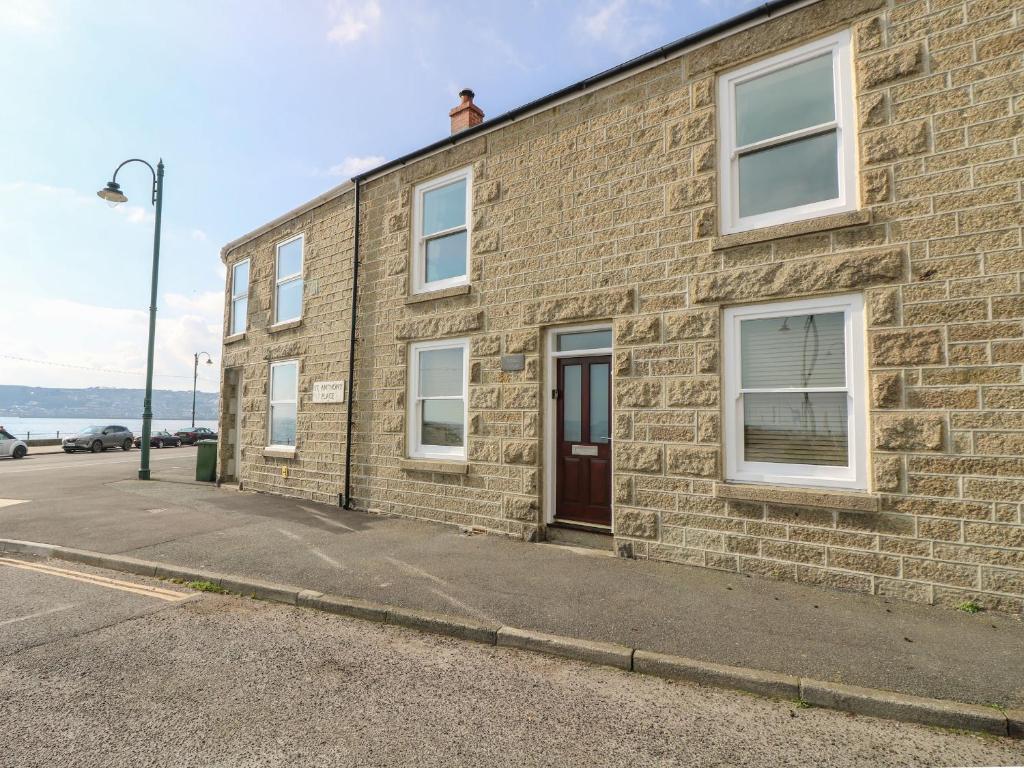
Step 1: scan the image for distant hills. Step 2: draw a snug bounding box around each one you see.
[0,385,219,420]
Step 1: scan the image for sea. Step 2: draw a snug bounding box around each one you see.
[0,416,219,440]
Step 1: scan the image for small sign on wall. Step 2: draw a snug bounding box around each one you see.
[312,381,346,403]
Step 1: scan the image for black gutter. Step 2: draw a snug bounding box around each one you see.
[341,179,361,509]
[351,0,803,183]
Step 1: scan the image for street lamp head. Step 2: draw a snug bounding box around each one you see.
[97,181,127,206]
[205,358,213,365]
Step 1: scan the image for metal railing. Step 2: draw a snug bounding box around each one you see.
[6,431,64,441]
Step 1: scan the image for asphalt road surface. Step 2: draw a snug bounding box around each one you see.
[1,554,1022,767]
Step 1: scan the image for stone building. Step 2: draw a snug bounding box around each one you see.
[219,0,1024,613]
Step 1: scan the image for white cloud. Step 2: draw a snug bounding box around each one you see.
[0,294,224,393]
[577,0,667,56]
[164,290,224,318]
[0,181,154,226]
[0,0,54,32]
[326,0,381,45]
[326,154,386,177]
[190,228,208,242]
[116,204,155,225]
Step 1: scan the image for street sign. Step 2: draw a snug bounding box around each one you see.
[312,381,345,403]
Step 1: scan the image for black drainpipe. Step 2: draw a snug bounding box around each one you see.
[342,178,361,508]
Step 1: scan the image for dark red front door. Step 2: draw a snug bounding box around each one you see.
[556,356,612,527]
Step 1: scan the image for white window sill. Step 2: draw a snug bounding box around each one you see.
[268,319,302,333]
[715,482,879,513]
[263,446,297,459]
[224,331,246,345]
[712,209,871,251]
[405,284,472,305]
[399,458,468,475]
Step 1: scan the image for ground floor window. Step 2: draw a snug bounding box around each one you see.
[408,338,468,460]
[268,360,298,447]
[723,293,866,489]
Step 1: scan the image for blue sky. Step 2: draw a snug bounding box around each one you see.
[0,0,751,393]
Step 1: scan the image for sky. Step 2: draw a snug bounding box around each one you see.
[0,0,753,394]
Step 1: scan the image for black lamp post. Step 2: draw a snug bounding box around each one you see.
[97,158,164,481]
[192,352,213,427]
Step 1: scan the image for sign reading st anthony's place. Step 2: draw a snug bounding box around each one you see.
[312,381,345,403]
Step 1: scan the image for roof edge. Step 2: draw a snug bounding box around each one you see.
[220,0,811,260]
[220,180,354,261]
[352,0,808,182]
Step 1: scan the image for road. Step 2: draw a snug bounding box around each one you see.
[2,553,1022,768]
[3,449,1024,765]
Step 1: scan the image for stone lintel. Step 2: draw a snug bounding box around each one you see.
[693,247,905,304]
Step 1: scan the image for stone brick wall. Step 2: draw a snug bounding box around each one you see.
[218,190,355,505]
[225,0,1024,612]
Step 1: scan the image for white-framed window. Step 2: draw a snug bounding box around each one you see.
[412,167,471,294]
[718,29,857,235]
[407,338,468,460]
[268,359,299,447]
[230,258,249,336]
[274,234,303,324]
[723,293,866,490]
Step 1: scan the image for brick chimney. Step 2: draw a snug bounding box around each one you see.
[450,88,484,134]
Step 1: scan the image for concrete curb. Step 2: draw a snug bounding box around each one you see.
[1,537,1016,739]
[497,626,633,670]
[633,649,800,700]
[298,591,387,623]
[386,606,500,645]
[799,679,1007,736]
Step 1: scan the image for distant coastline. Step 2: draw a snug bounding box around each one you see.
[0,384,219,421]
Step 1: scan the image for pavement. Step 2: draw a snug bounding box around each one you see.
[2,552,1022,767]
[1,450,1022,712]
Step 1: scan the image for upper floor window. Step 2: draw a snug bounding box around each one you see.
[408,338,468,460]
[412,168,471,294]
[275,234,303,324]
[230,258,249,336]
[723,293,866,490]
[718,30,856,235]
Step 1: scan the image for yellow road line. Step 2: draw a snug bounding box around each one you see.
[0,557,189,602]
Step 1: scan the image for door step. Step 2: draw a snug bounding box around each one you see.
[544,524,613,552]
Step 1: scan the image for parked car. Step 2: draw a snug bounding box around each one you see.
[0,427,28,459]
[174,426,218,444]
[134,429,183,449]
[62,425,134,453]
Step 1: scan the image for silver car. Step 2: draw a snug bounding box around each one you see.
[0,427,28,459]
[62,425,135,453]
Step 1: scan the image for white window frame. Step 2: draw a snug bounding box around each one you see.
[411,167,472,295]
[718,29,857,235]
[230,258,249,336]
[267,359,299,448]
[723,293,867,490]
[274,234,304,324]
[407,338,469,460]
